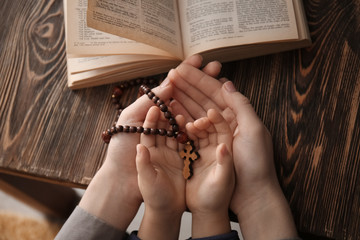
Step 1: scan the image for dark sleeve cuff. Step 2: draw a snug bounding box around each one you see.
[55,206,128,240]
[189,230,240,240]
[128,231,141,240]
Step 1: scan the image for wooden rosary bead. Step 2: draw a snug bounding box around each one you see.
[137,126,144,133]
[141,85,150,94]
[176,131,189,144]
[167,130,174,137]
[116,125,123,132]
[113,87,123,98]
[129,126,137,133]
[169,117,176,125]
[152,96,159,103]
[110,127,117,134]
[112,98,119,104]
[164,111,172,119]
[172,124,179,132]
[156,99,164,106]
[123,126,130,132]
[107,129,113,136]
[159,104,168,112]
[102,131,111,144]
[158,129,167,136]
[150,128,159,135]
[143,128,151,135]
[147,92,155,99]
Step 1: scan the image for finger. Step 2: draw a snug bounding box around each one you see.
[141,106,160,147]
[221,81,263,130]
[173,63,227,110]
[118,82,173,125]
[207,109,232,151]
[182,54,203,69]
[181,54,222,79]
[136,144,156,184]
[215,143,234,181]
[168,65,221,111]
[169,99,195,123]
[186,121,209,149]
[193,116,217,147]
[222,107,237,132]
[193,117,215,133]
[170,76,208,120]
[201,61,222,78]
[187,120,209,139]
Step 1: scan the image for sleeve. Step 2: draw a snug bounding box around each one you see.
[128,231,141,240]
[188,230,240,240]
[55,206,128,240]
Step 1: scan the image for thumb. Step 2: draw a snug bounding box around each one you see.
[215,143,233,177]
[136,144,156,183]
[221,81,261,126]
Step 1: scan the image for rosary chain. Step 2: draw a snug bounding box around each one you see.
[101,78,189,144]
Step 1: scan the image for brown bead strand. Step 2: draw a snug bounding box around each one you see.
[101,80,190,144]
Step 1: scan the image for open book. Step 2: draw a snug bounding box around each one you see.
[64,0,311,89]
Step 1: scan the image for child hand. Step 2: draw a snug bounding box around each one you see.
[186,109,235,238]
[136,106,186,240]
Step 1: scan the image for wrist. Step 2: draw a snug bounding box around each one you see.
[235,183,298,240]
[79,164,141,231]
[191,210,231,238]
[138,208,183,240]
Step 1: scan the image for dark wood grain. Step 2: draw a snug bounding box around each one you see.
[0,0,359,239]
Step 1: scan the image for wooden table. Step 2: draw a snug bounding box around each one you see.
[1,0,359,239]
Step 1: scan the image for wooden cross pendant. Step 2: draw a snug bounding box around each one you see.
[179,141,199,180]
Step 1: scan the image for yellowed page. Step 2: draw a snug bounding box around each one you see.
[178,0,299,58]
[87,0,183,59]
[68,60,180,89]
[68,55,176,74]
[65,0,175,58]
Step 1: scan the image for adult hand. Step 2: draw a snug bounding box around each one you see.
[79,83,174,231]
[169,56,298,239]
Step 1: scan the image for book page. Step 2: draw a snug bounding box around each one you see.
[65,0,175,58]
[87,0,183,59]
[68,55,178,74]
[178,0,299,58]
[68,60,180,89]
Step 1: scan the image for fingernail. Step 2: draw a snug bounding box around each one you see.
[220,144,229,155]
[214,61,222,69]
[224,81,236,92]
[195,54,203,62]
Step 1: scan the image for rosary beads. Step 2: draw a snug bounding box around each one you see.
[101,78,199,179]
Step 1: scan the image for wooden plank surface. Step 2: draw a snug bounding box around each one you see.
[0,0,359,239]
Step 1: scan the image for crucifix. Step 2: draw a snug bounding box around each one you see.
[179,141,199,179]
